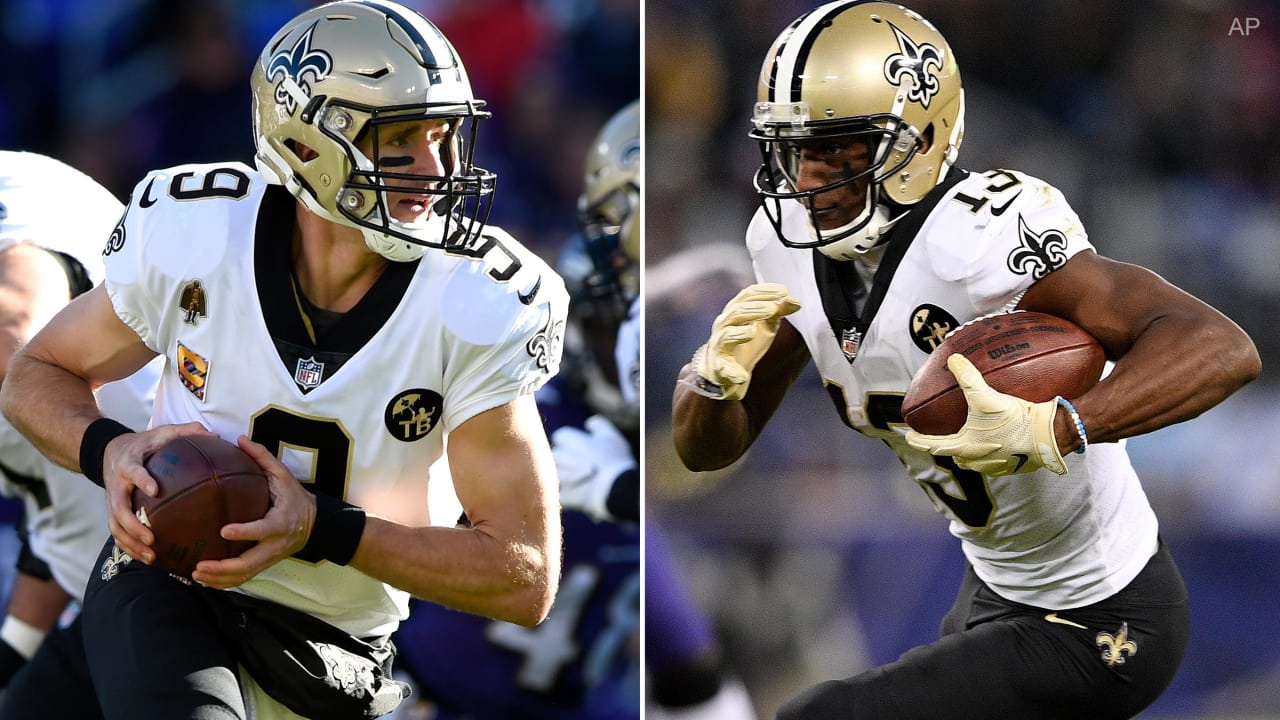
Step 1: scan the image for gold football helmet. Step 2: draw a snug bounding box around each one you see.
[569,99,639,314]
[251,0,495,261]
[579,99,640,264]
[554,100,641,431]
[750,1,964,258]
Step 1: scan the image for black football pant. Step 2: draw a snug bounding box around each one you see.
[82,538,246,719]
[0,614,102,719]
[776,539,1189,720]
[0,541,240,720]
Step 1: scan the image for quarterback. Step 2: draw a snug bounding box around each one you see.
[0,2,564,719]
[671,2,1260,719]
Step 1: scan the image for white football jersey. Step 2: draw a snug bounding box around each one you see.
[103,162,567,637]
[748,169,1158,609]
[0,151,160,600]
[615,297,640,407]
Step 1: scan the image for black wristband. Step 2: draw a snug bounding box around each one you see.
[295,491,366,565]
[78,418,134,488]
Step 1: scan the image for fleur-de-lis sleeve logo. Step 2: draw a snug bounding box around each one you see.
[1095,622,1138,667]
[1007,215,1069,280]
[105,214,127,257]
[526,312,566,372]
[883,23,944,109]
[266,22,333,114]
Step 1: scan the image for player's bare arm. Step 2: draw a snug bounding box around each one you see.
[368,395,560,626]
[673,319,811,471]
[2,285,159,468]
[200,395,562,626]
[0,285,213,563]
[1018,249,1261,449]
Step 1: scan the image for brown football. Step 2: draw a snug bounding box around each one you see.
[132,435,270,579]
[902,311,1106,436]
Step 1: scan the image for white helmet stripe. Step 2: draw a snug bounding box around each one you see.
[769,1,864,104]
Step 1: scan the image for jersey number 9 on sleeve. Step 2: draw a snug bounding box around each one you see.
[137,166,252,208]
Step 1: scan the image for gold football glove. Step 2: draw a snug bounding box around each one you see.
[685,283,801,401]
[904,354,1068,476]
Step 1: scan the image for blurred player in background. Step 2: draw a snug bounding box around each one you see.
[390,503,639,720]
[550,99,642,525]
[670,2,1260,719]
[0,2,566,718]
[0,152,160,714]
[386,99,646,720]
[547,100,757,720]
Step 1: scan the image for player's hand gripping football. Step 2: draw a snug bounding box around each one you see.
[100,422,218,565]
[685,283,801,401]
[904,354,1068,476]
[551,414,636,522]
[190,436,319,589]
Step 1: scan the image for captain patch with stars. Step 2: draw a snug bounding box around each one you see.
[385,389,443,442]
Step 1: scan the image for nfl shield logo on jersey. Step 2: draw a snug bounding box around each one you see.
[841,327,863,363]
[294,357,324,389]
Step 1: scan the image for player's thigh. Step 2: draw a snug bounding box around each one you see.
[82,540,246,720]
[778,617,1134,720]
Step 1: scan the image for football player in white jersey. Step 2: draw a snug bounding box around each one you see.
[0,152,160,711]
[0,2,566,719]
[671,3,1260,719]
[552,99,642,525]
[548,100,757,720]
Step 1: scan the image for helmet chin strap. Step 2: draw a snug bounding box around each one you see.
[361,227,427,262]
[811,191,904,262]
[361,208,452,262]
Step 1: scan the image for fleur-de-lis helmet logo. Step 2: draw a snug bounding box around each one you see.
[883,22,944,109]
[266,22,333,114]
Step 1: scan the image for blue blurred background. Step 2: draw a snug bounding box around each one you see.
[644,1,1280,719]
